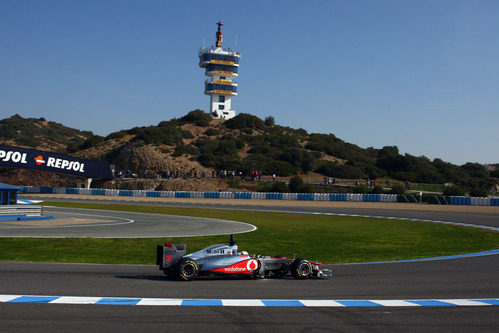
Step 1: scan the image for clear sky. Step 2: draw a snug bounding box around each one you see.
[1,0,498,165]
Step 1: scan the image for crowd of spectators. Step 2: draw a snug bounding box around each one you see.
[116,168,268,181]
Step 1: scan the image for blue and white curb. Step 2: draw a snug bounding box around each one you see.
[1,295,498,307]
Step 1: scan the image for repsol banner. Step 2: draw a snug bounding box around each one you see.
[0,145,113,179]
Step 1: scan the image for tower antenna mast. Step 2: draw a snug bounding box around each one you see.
[198,22,240,120]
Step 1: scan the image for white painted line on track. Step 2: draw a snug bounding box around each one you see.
[299,300,346,307]
[0,295,19,302]
[137,298,183,306]
[221,299,265,306]
[50,296,102,304]
[371,300,419,307]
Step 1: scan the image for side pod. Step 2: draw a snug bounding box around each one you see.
[157,243,186,270]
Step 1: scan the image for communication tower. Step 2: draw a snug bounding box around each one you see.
[199,22,240,119]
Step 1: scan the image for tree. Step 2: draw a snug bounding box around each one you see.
[376,146,409,174]
[353,184,369,194]
[269,181,288,192]
[371,185,385,194]
[264,116,275,126]
[469,187,488,197]
[288,176,313,193]
[443,185,466,196]
[390,183,406,194]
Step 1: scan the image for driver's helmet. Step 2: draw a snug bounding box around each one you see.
[241,251,249,255]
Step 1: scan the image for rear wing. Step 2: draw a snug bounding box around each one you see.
[156,242,186,270]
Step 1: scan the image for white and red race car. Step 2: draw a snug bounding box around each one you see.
[156,235,332,281]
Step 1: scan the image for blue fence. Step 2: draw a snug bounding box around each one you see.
[450,196,471,205]
[20,186,499,206]
[204,192,221,199]
[234,192,251,199]
[329,193,347,201]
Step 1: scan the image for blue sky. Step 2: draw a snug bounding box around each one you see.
[1,0,498,165]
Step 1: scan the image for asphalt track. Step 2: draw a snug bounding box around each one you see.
[0,206,256,238]
[1,195,498,332]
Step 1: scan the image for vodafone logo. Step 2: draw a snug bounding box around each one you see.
[246,259,259,271]
[34,155,45,166]
[213,259,260,274]
[223,267,247,272]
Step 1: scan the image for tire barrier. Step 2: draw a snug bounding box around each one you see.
[20,186,499,206]
[234,192,251,199]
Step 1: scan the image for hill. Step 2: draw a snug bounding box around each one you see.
[0,114,93,152]
[0,111,497,195]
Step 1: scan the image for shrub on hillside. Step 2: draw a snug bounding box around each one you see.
[173,144,200,157]
[389,183,406,194]
[443,185,466,196]
[224,113,265,130]
[182,130,194,139]
[353,184,369,194]
[371,185,385,194]
[316,161,365,179]
[469,187,488,197]
[204,128,220,136]
[106,131,128,140]
[130,124,183,146]
[264,160,296,177]
[270,181,289,193]
[78,135,105,150]
[288,176,313,193]
[180,109,212,127]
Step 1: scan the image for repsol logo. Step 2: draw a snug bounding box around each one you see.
[46,157,85,173]
[0,150,28,164]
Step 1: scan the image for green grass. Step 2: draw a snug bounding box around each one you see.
[0,201,497,265]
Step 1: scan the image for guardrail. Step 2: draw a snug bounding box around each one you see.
[0,205,42,216]
[20,186,499,206]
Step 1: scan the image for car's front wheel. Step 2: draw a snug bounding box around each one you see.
[291,258,312,279]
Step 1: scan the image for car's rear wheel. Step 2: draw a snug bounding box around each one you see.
[177,258,199,281]
[291,258,312,279]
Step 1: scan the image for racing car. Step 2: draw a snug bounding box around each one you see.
[156,235,332,281]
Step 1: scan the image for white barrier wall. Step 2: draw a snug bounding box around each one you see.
[19,186,499,206]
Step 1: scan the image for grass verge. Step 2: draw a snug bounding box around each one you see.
[0,201,497,265]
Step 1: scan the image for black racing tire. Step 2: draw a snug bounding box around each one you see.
[177,258,199,281]
[291,258,313,279]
